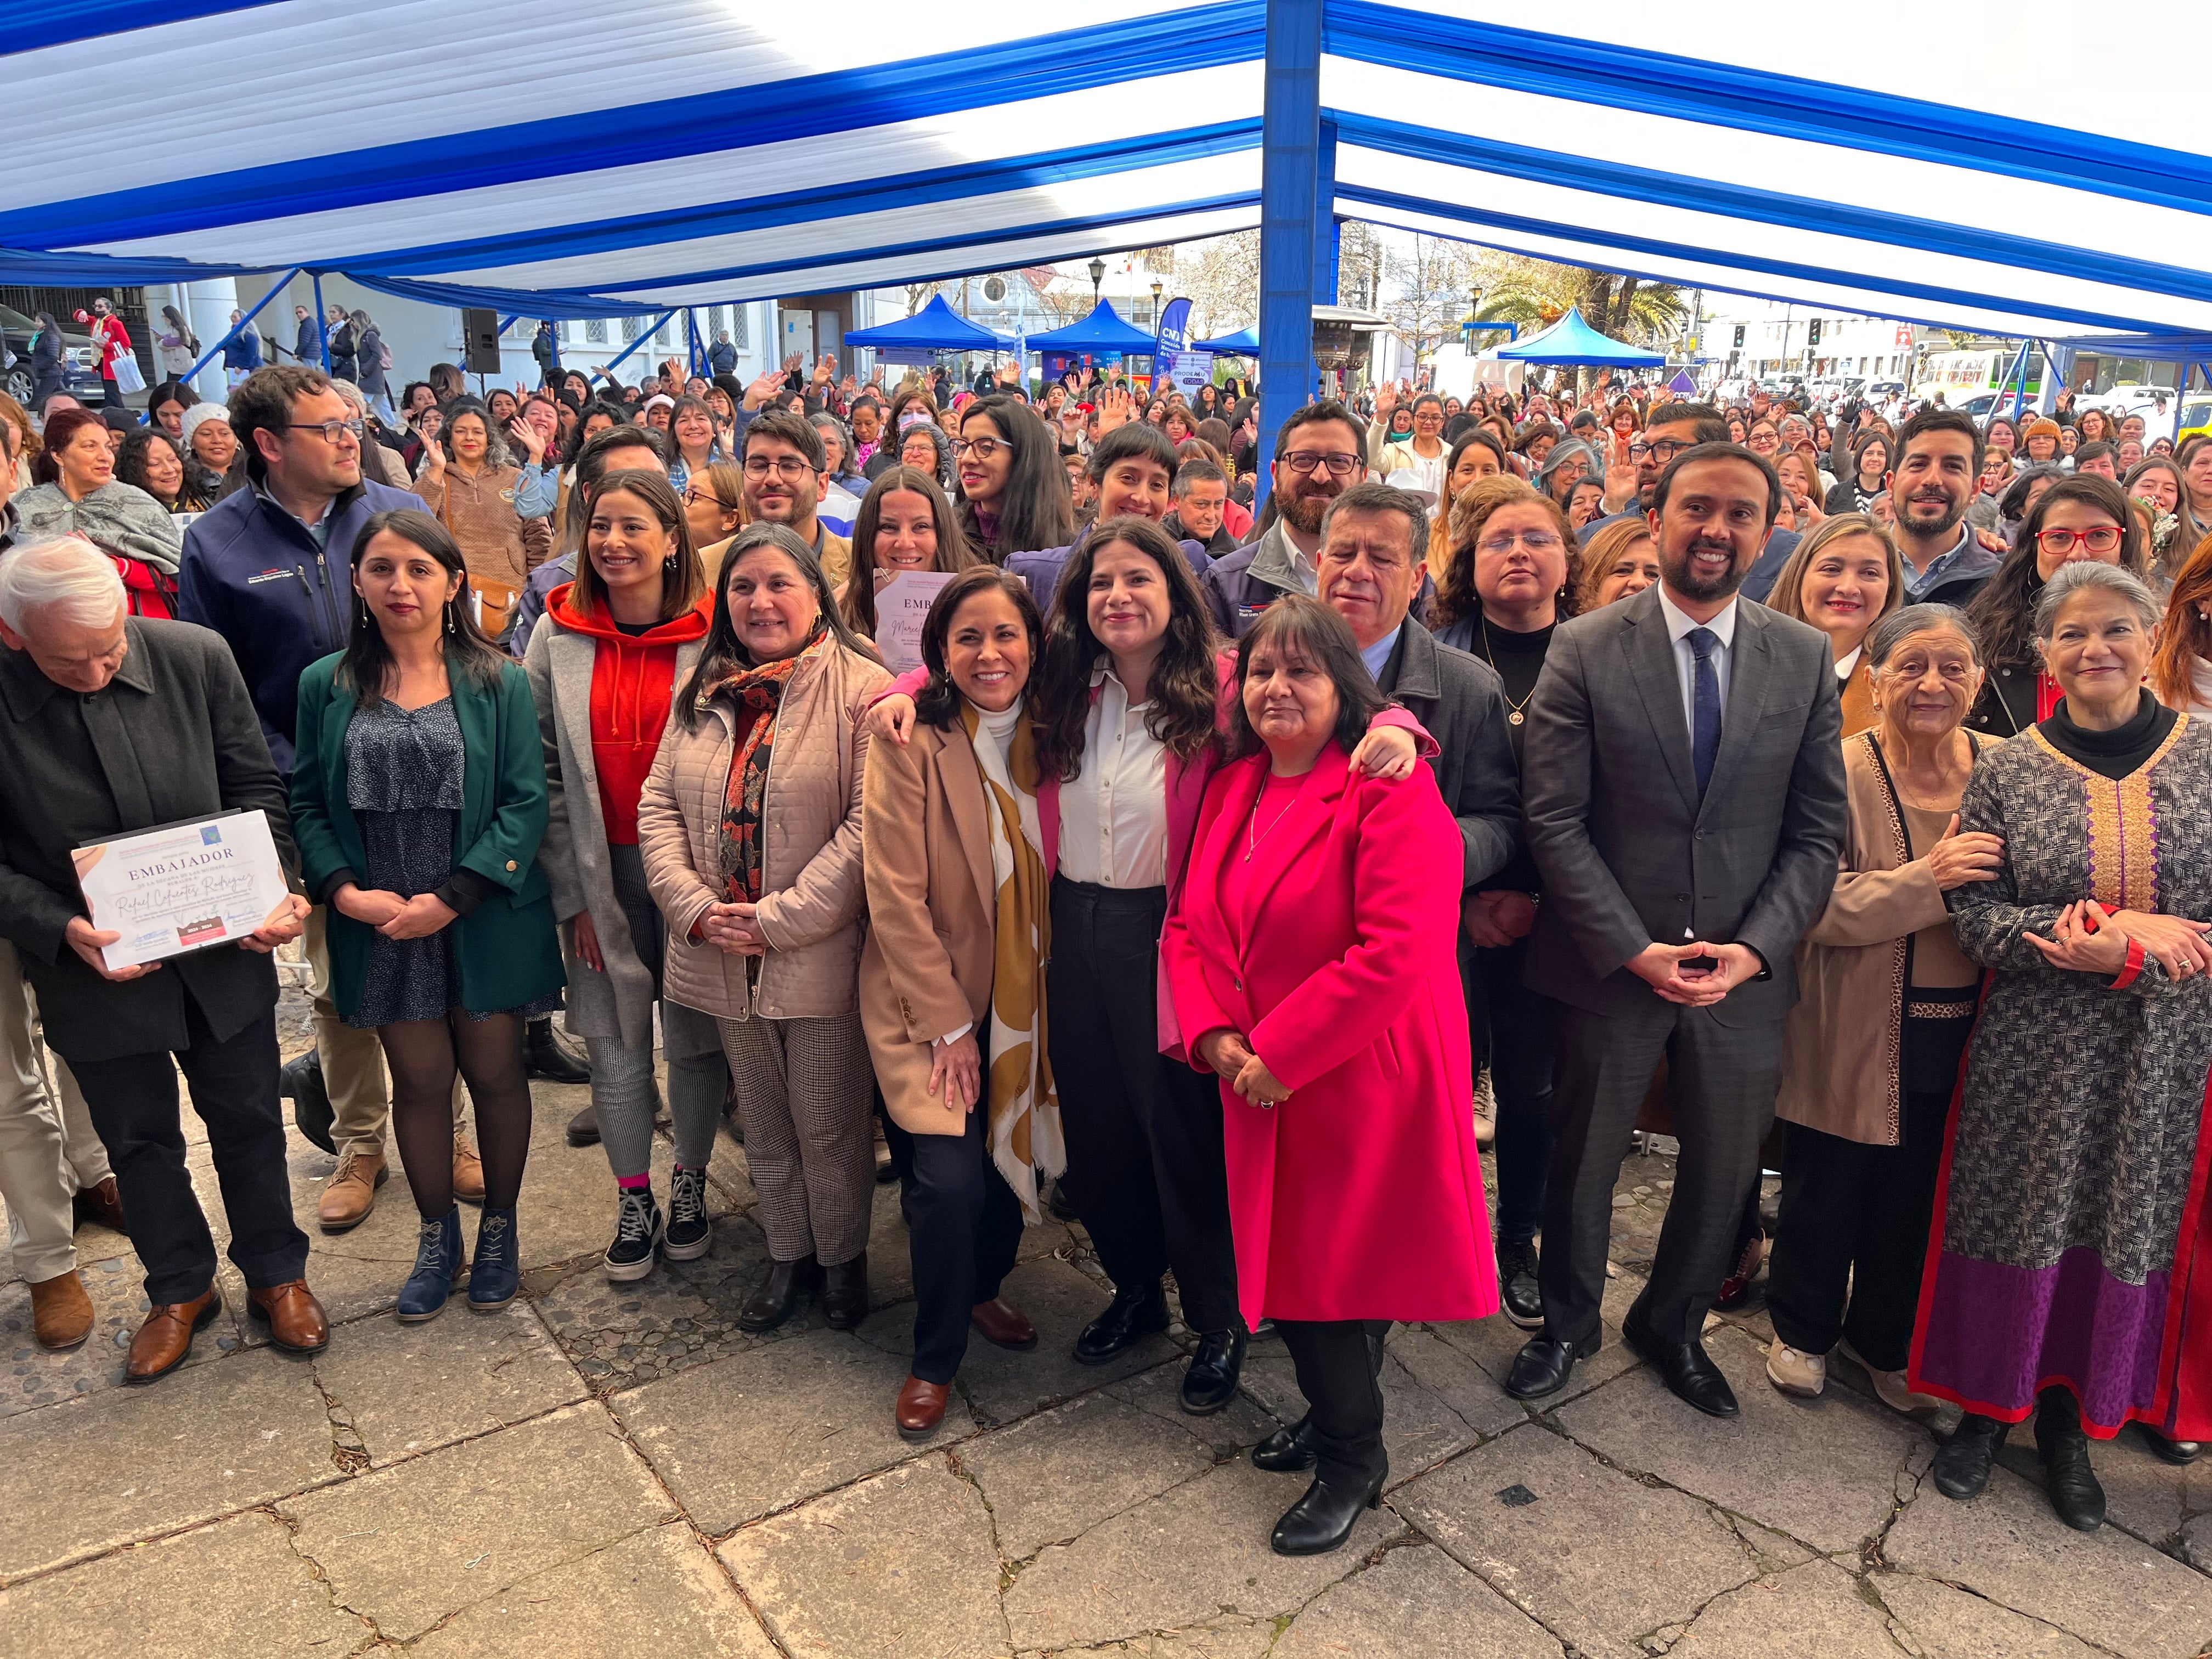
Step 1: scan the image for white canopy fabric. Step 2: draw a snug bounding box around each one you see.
[3,0,2206,343]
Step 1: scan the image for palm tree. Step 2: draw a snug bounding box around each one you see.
[1466,257,1688,392]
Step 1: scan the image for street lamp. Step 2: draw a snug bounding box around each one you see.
[1150,279,1163,329]
[1089,258,1106,311]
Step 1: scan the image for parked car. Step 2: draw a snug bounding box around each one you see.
[0,304,104,408]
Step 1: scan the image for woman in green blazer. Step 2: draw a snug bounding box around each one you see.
[291,509,563,1322]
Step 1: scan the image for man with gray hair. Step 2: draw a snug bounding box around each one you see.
[0,536,327,1380]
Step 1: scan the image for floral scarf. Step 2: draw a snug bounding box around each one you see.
[711,628,827,906]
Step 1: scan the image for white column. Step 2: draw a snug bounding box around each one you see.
[180,278,239,402]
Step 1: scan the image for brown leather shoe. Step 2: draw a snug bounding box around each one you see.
[896,1374,951,1438]
[126,1286,220,1382]
[246,1280,329,1354]
[72,1175,127,1234]
[318,1149,387,1233]
[451,1133,486,1205]
[30,1269,94,1350]
[970,1297,1037,1351]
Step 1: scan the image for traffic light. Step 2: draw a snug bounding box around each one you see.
[1808,318,1823,347]
[1733,325,1745,348]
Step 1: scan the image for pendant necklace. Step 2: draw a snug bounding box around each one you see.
[1245,774,1308,861]
[1476,618,1538,727]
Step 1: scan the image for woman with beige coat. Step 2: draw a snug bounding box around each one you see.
[640,522,890,1334]
[1765,603,1997,1413]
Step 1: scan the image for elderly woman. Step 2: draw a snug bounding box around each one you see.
[1765,606,1995,1409]
[639,523,890,1329]
[1759,515,1905,736]
[1921,561,2212,1528]
[1163,596,1494,1557]
[12,406,182,616]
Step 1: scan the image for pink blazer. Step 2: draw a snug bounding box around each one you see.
[1160,743,1497,1332]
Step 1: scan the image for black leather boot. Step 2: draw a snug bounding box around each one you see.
[1931,1411,2007,1501]
[526,1016,591,1084]
[2035,1389,2106,1532]
[1497,1237,1543,1330]
[1252,1414,1318,1472]
[1270,1459,1387,1555]
[820,1252,868,1331]
[737,1256,818,1332]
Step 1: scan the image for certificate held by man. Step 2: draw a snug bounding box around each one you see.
[73,811,294,972]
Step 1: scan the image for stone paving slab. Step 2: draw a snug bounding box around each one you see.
[276,1401,676,1641]
[409,1522,782,1657]
[0,1341,341,1580]
[1103,1357,1282,1458]
[719,1455,1010,1659]
[1240,1340,1483,1491]
[1030,1621,1275,1658]
[0,1509,370,1657]
[1882,1458,2212,1659]
[1389,1419,1758,1659]
[1,1246,247,1416]
[1271,1541,1564,1659]
[611,1323,942,1533]
[1429,1263,1649,1408]
[1871,1571,2103,1658]
[1553,1319,1932,1554]
[1002,1458,1396,1653]
[1665,1558,1903,1658]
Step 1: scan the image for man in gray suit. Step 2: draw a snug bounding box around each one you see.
[1505,443,1847,1418]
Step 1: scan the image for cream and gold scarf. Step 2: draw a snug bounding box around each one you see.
[963,699,1062,1221]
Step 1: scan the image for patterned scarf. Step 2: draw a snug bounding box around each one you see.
[962,699,1062,1222]
[712,627,827,906]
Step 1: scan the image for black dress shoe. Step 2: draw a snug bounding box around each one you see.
[526,1016,591,1085]
[565,1102,601,1147]
[2035,1393,2106,1532]
[1045,1177,1080,1222]
[820,1252,867,1331]
[1504,1332,1599,1401]
[1181,1329,1247,1415]
[1074,1284,1169,1364]
[1252,1414,1318,1472]
[1270,1461,1387,1556]
[1497,1237,1543,1330]
[1622,1322,1739,1419]
[281,1052,336,1156]
[737,1256,817,1332]
[1931,1412,2007,1500]
[2143,1428,2204,1465]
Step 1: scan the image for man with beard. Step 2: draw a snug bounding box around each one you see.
[1590,403,1729,526]
[1200,401,1364,637]
[1504,443,1846,1420]
[1886,409,2001,607]
[740,409,851,587]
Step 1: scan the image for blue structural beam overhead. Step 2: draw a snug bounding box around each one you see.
[1256,0,1324,506]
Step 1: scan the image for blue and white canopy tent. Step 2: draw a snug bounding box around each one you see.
[1024,303,1164,354]
[1491,308,1663,368]
[843,294,1013,368]
[3,1,2206,457]
[1193,326,1261,356]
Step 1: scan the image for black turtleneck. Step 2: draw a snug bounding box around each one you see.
[2039,689,2176,780]
[1468,617,1554,767]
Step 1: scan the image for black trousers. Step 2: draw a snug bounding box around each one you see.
[1047,878,1240,1334]
[884,1083,1024,1386]
[1470,933,1556,1243]
[1538,1001,1782,1348]
[1277,1318,1390,1481]
[71,998,308,1304]
[1766,1089,1950,1373]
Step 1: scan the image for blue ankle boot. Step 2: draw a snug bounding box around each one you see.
[397,1208,465,1322]
[468,1206,520,1311]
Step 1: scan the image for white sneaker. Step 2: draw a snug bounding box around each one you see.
[1838,1340,1941,1413]
[1765,1338,1826,1397]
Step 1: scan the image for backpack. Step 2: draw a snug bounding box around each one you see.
[378,337,394,371]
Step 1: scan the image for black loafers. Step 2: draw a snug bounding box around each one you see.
[1074,1284,1169,1364]
[1931,1412,2007,1501]
[1503,1332,1599,1401]
[1621,1321,1739,1419]
[1180,1328,1247,1415]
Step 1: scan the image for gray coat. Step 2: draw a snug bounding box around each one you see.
[1520,584,1847,1022]
[524,614,704,1051]
[1374,618,1519,891]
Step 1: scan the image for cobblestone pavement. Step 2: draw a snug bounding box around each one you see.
[3,1052,2210,1658]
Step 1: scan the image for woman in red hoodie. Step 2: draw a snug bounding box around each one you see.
[524,470,730,1281]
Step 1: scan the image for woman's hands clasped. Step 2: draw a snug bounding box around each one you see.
[1194,1028,1289,1107]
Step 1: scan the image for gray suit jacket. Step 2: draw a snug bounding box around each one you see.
[1520,586,1846,1022]
[1376,618,1519,893]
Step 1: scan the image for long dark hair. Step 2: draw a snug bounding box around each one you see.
[677,522,881,731]
[1965,472,2142,669]
[955,395,1072,560]
[1034,515,1221,781]
[1224,595,1388,759]
[115,427,195,509]
[915,567,1043,730]
[843,466,979,637]
[340,510,508,706]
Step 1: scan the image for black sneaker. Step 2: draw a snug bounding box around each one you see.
[664,1167,712,1262]
[1498,1237,1544,1329]
[604,1188,662,1282]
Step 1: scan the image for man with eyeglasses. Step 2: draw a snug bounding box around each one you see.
[1200,399,1367,639]
[178,365,445,1232]
[1593,403,1729,523]
[738,410,850,588]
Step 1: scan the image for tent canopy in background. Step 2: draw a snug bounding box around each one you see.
[0,1,2204,353]
[1492,307,1664,366]
[844,293,1012,351]
[1024,302,1162,351]
[1194,326,1261,354]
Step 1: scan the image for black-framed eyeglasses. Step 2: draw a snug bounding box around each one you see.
[1627,439,1691,464]
[281,418,365,444]
[742,455,816,481]
[952,437,1006,461]
[1282,450,1360,478]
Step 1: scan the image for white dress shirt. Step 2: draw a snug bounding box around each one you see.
[1833,645,1862,682]
[1056,665,1170,890]
[1656,587,1739,738]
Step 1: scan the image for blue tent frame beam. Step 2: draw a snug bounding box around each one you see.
[588,311,681,386]
[1257,0,1323,507]
[312,272,330,371]
[178,266,302,387]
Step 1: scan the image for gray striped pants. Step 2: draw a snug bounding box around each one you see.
[718,1011,876,1267]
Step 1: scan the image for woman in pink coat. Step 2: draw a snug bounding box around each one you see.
[1163,595,1495,1559]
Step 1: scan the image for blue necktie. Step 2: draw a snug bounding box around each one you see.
[1688,627,1722,798]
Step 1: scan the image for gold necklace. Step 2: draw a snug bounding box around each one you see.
[1245,774,1308,861]
[1475,617,1541,727]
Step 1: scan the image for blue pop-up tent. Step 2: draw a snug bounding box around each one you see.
[1492,308,1664,368]
[1026,302,1161,352]
[1194,326,1260,354]
[844,294,1011,351]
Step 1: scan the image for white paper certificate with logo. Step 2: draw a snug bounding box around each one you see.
[72,811,293,972]
[873,569,959,674]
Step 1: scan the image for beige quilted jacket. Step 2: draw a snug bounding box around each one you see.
[637,639,890,1020]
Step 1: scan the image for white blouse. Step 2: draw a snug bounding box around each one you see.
[1057,665,1170,889]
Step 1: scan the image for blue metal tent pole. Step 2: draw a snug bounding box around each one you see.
[178,267,300,386]
[1255,0,1323,509]
[312,273,330,371]
[1314,120,1340,314]
[2002,338,2030,417]
[589,312,680,387]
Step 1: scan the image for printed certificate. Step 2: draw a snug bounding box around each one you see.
[72,812,292,971]
[873,570,959,674]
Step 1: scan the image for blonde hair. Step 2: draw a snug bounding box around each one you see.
[1762,514,1906,633]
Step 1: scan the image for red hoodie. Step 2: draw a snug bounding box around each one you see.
[549,581,713,844]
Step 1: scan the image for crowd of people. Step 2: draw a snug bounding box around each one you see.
[1,323,2209,1561]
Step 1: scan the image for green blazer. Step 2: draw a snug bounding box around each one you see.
[291,648,565,1019]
